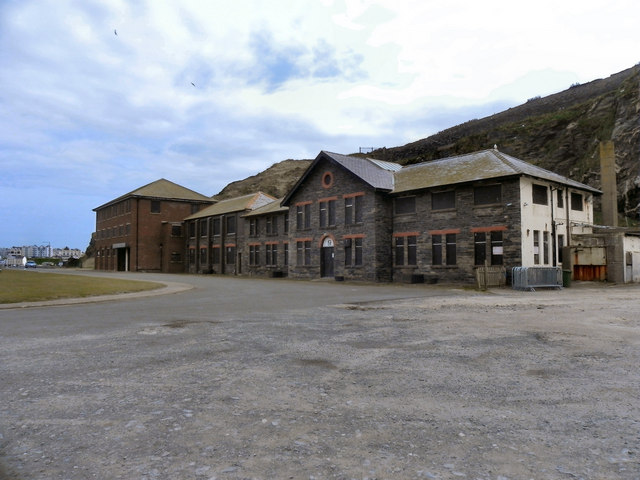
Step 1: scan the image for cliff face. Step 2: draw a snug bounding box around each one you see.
[371,66,640,222]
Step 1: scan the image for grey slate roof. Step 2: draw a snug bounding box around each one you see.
[322,151,398,190]
[243,198,287,217]
[185,192,276,220]
[392,149,601,194]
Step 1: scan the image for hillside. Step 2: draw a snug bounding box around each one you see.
[369,65,640,220]
[214,159,312,200]
[217,65,639,220]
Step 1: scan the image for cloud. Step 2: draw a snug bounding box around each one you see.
[1,0,640,248]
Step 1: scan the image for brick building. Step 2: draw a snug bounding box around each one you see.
[93,179,213,272]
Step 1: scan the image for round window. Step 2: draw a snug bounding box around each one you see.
[322,172,334,188]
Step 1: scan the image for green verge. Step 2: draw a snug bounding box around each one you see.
[0,269,163,304]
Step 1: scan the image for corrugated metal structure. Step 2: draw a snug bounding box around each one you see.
[512,266,563,291]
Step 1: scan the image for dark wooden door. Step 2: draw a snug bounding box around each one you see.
[321,247,334,277]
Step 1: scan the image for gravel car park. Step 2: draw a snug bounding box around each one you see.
[1,273,639,479]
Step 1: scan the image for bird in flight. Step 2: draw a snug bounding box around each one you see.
[114,29,118,36]
[191,82,196,87]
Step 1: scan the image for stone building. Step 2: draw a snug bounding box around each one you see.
[279,148,599,283]
[242,198,290,277]
[183,192,276,275]
[93,149,601,284]
[93,179,213,272]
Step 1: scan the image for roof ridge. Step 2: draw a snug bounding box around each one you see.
[491,150,523,174]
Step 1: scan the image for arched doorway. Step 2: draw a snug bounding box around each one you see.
[321,237,335,277]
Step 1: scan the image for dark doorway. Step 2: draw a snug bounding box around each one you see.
[116,247,129,271]
[321,237,335,277]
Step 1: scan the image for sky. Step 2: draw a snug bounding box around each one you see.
[1,0,639,251]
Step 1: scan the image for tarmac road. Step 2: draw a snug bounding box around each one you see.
[1,272,639,479]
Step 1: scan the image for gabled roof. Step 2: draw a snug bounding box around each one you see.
[185,192,276,220]
[282,151,400,205]
[392,149,601,194]
[243,198,287,217]
[94,178,212,211]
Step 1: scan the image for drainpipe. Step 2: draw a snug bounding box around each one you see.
[551,186,557,267]
[566,189,571,247]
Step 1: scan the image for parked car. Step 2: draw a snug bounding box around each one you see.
[25,261,37,268]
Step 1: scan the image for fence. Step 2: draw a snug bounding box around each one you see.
[475,265,507,290]
[512,266,562,291]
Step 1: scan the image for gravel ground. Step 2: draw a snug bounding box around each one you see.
[1,280,639,480]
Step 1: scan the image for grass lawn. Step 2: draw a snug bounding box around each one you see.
[0,269,163,304]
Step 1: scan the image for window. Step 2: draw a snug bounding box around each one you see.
[199,219,208,237]
[571,192,583,211]
[543,231,550,264]
[345,195,364,224]
[170,252,181,262]
[433,234,457,265]
[558,235,565,263]
[319,199,336,227]
[432,234,443,265]
[533,230,540,264]
[474,232,487,265]
[284,243,289,266]
[249,245,260,266]
[407,236,417,265]
[354,238,363,266]
[394,196,416,215]
[266,244,277,266]
[296,204,311,230]
[249,218,258,237]
[322,171,334,188]
[445,233,457,265]
[212,246,220,264]
[171,224,181,237]
[150,200,161,213]
[296,240,311,266]
[284,213,289,233]
[226,246,236,264]
[474,185,502,206]
[395,236,404,266]
[532,184,548,205]
[189,248,196,265]
[344,238,363,267]
[200,248,207,265]
[212,218,221,236]
[432,190,455,210]
[395,235,417,266]
[266,216,277,235]
[557,189,564,208]
[490,231,503,265]
[226,215,236,234]
[189,221,196,238]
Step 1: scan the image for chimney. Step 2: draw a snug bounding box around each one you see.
[599,140,618,226]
